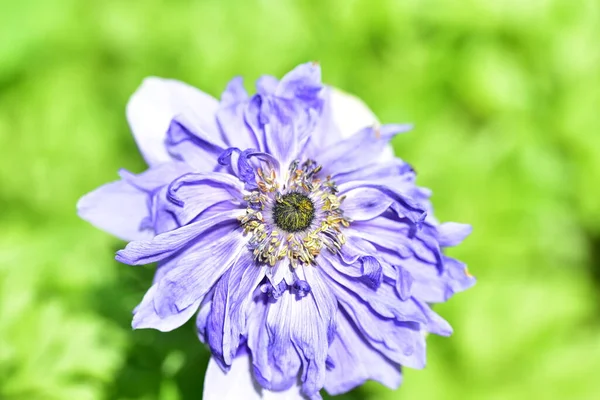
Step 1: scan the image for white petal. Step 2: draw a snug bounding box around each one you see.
[126,77,220,167]
[329,88,378,139]
[203,354,307,400]
[329,88,394,159]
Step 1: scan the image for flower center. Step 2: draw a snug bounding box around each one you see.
[240,159,350,268]
[272,192,315,233]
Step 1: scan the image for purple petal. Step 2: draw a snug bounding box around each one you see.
[221,77,248,105]
[154,231,247,317]
[316,124,412,176]
[395,265,414,301]
[320,253,427,324]
[349,217,442,267]
[165,172,244,224]
[217,77,263,150]
[324,312,402,395]
[275,62,322,104]
[333,159,413,185]
[377,247,475,303]
[335,290,426,369]
[259,63,324,166]
[261,96,322,167]
[207,252,266,367]
[249,267,335,398]
[118,162,191,193]
[77,180,152,241]
[302,87,343,158]
[116,209,241,265]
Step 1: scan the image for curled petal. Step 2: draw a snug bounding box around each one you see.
[342,187,393,221]
[325,312,402,395]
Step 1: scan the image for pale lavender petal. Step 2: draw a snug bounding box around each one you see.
[132,284,200,331]
[77,180,152,241]
[437,222,473,247]
[126,77,221,166]
[256,75,279,95]
[342,187,393,221]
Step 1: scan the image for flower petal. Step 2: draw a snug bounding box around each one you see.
[118,162,191,193]
[338,181,426,226]
[436,222,473,247]
[164,118,223,171]
[329,88,378,139]
[256,75,279,96]
[206,252,267,367]
[116,209,241,265]
[261,63,324,166]
[342,187,393,221]
[132,283,200,332]
[320,253,426,324]
[164,172,244,224]
[77,180,152,241]
[203,353,307,400]
[250,268,335,398]
[126,77,221,167]
[324,311,402,395]
[335,291,426,369]
[154,231,247,317]
[317,124,412,177]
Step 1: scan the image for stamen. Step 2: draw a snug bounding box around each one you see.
[241,159,350,269]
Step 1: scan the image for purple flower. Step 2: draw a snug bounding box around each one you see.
[77,63,475,400]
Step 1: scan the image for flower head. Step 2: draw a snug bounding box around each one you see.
[78,63,475,399]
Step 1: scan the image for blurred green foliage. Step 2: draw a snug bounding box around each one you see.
[1,0,600,399]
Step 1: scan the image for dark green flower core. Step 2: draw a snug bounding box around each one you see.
[272,192,315,233]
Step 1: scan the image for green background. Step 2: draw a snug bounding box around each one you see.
[1,0,599,399]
